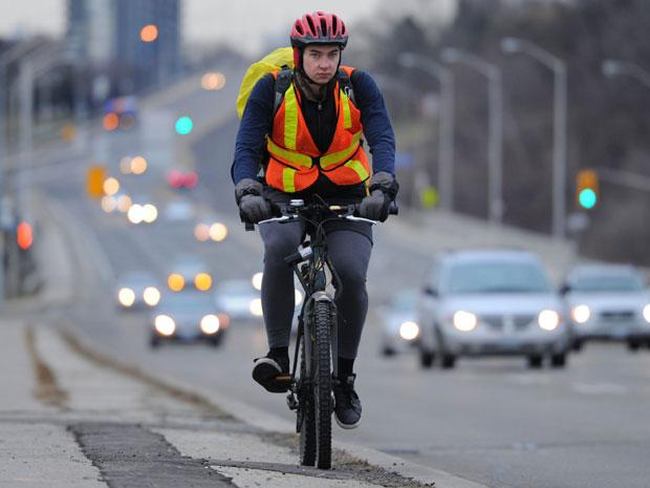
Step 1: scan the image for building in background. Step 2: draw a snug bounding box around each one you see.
[66,0,181,96]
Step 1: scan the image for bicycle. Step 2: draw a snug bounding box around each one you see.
[246,198,396,469]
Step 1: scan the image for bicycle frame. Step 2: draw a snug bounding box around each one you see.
[252,198,387,469]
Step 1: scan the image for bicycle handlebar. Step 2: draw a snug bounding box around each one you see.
[243,200,398,230]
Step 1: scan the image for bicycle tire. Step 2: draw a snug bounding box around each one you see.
[313,300,334,469]
[298,332,316,466]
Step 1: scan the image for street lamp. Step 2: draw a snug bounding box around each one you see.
[601,59,650,89]
[441,48,504,223]
[501,37,568,239]
[397,52,455,211]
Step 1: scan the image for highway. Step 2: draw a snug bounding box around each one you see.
[28,62,650,488]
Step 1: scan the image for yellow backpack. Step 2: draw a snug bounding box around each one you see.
[236,47,294,119]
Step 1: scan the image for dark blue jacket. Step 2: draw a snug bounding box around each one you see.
[232,70,396,192]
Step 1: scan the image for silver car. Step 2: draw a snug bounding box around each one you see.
[561,264,650,351]
[213,279,262,322]
[115,271,161,310]
[379,289,421,356]
[149,291,229,348]
[417,249,570,369]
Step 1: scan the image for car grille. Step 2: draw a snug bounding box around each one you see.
[600,310,635,320]
[481,314,536,331]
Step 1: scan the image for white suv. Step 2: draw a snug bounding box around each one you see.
[417,249,570,369]
[561,264,650,351]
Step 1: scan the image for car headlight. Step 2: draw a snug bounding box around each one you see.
[142,204,158,224]
[143,287,160,306]
[249,298,263,317]
[154,315,176,336]
[127,204,144,224]
[200,315,220,334]
[399,321,420,341]
[571,304,591,324]
[538,309,560,331]
[209,223,228,242]
[453,311,478,332]
[118,288,135,307]
[643,304,650,323]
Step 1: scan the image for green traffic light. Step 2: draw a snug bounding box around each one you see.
[578,188,597,209]
[175,116,193,135]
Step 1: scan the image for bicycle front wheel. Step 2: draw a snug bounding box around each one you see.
[312,300,334,469]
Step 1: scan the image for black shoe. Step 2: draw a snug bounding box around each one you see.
[332,374,362,429]
[252,355,291,393]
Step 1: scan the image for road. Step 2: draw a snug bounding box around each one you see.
[27,62,650,488]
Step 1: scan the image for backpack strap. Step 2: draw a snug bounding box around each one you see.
[337,68,356,105]
[273,65,294,113]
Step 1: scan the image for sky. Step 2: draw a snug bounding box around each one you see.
[0,1,384,53]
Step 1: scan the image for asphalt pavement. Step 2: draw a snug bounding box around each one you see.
[0,195,487,487]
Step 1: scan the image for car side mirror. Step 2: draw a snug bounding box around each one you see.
[423,286,438,297]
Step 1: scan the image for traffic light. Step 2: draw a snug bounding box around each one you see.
[175,116,194,135]
[576,169,599,209]
[16,221,33,250]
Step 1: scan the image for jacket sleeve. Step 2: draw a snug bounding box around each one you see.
[350,70,396,176]
[231,74,275,184]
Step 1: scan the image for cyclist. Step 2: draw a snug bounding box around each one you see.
[232,11,398,429]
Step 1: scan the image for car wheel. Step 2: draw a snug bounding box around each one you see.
[441,354,456,369]
[550,353,567,368]
[572,340,583,352]
[382,346,396,357]
[627,340,641,352]
[419,350,435,369]
[527,355,543,369]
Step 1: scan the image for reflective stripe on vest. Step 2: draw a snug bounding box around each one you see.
[267,137,312,168]
[282,167,296,193]
[319,131,361,170]
[283,87,299,150]
[344,159,369,181]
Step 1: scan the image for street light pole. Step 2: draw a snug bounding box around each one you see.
[602,59,650,90]
[501,37,568,239]
[398,52,455,211]
[441,48,503,223]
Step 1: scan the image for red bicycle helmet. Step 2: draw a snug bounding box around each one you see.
[290,11,348,49]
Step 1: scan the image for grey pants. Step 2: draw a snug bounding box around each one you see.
[259,221,372,359]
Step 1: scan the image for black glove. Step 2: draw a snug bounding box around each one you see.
[359,172,399,222]
[235,178,273,224]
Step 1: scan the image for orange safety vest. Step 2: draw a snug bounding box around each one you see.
[264,66,370,193]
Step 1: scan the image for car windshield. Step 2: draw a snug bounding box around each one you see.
[218,281,255,295]
[121,272,155,285]
[161,293,212,310]
[446,261,551,294]
[390,291,418,311]
[571,274,645,292]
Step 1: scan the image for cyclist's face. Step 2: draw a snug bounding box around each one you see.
[302,45,340,85]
